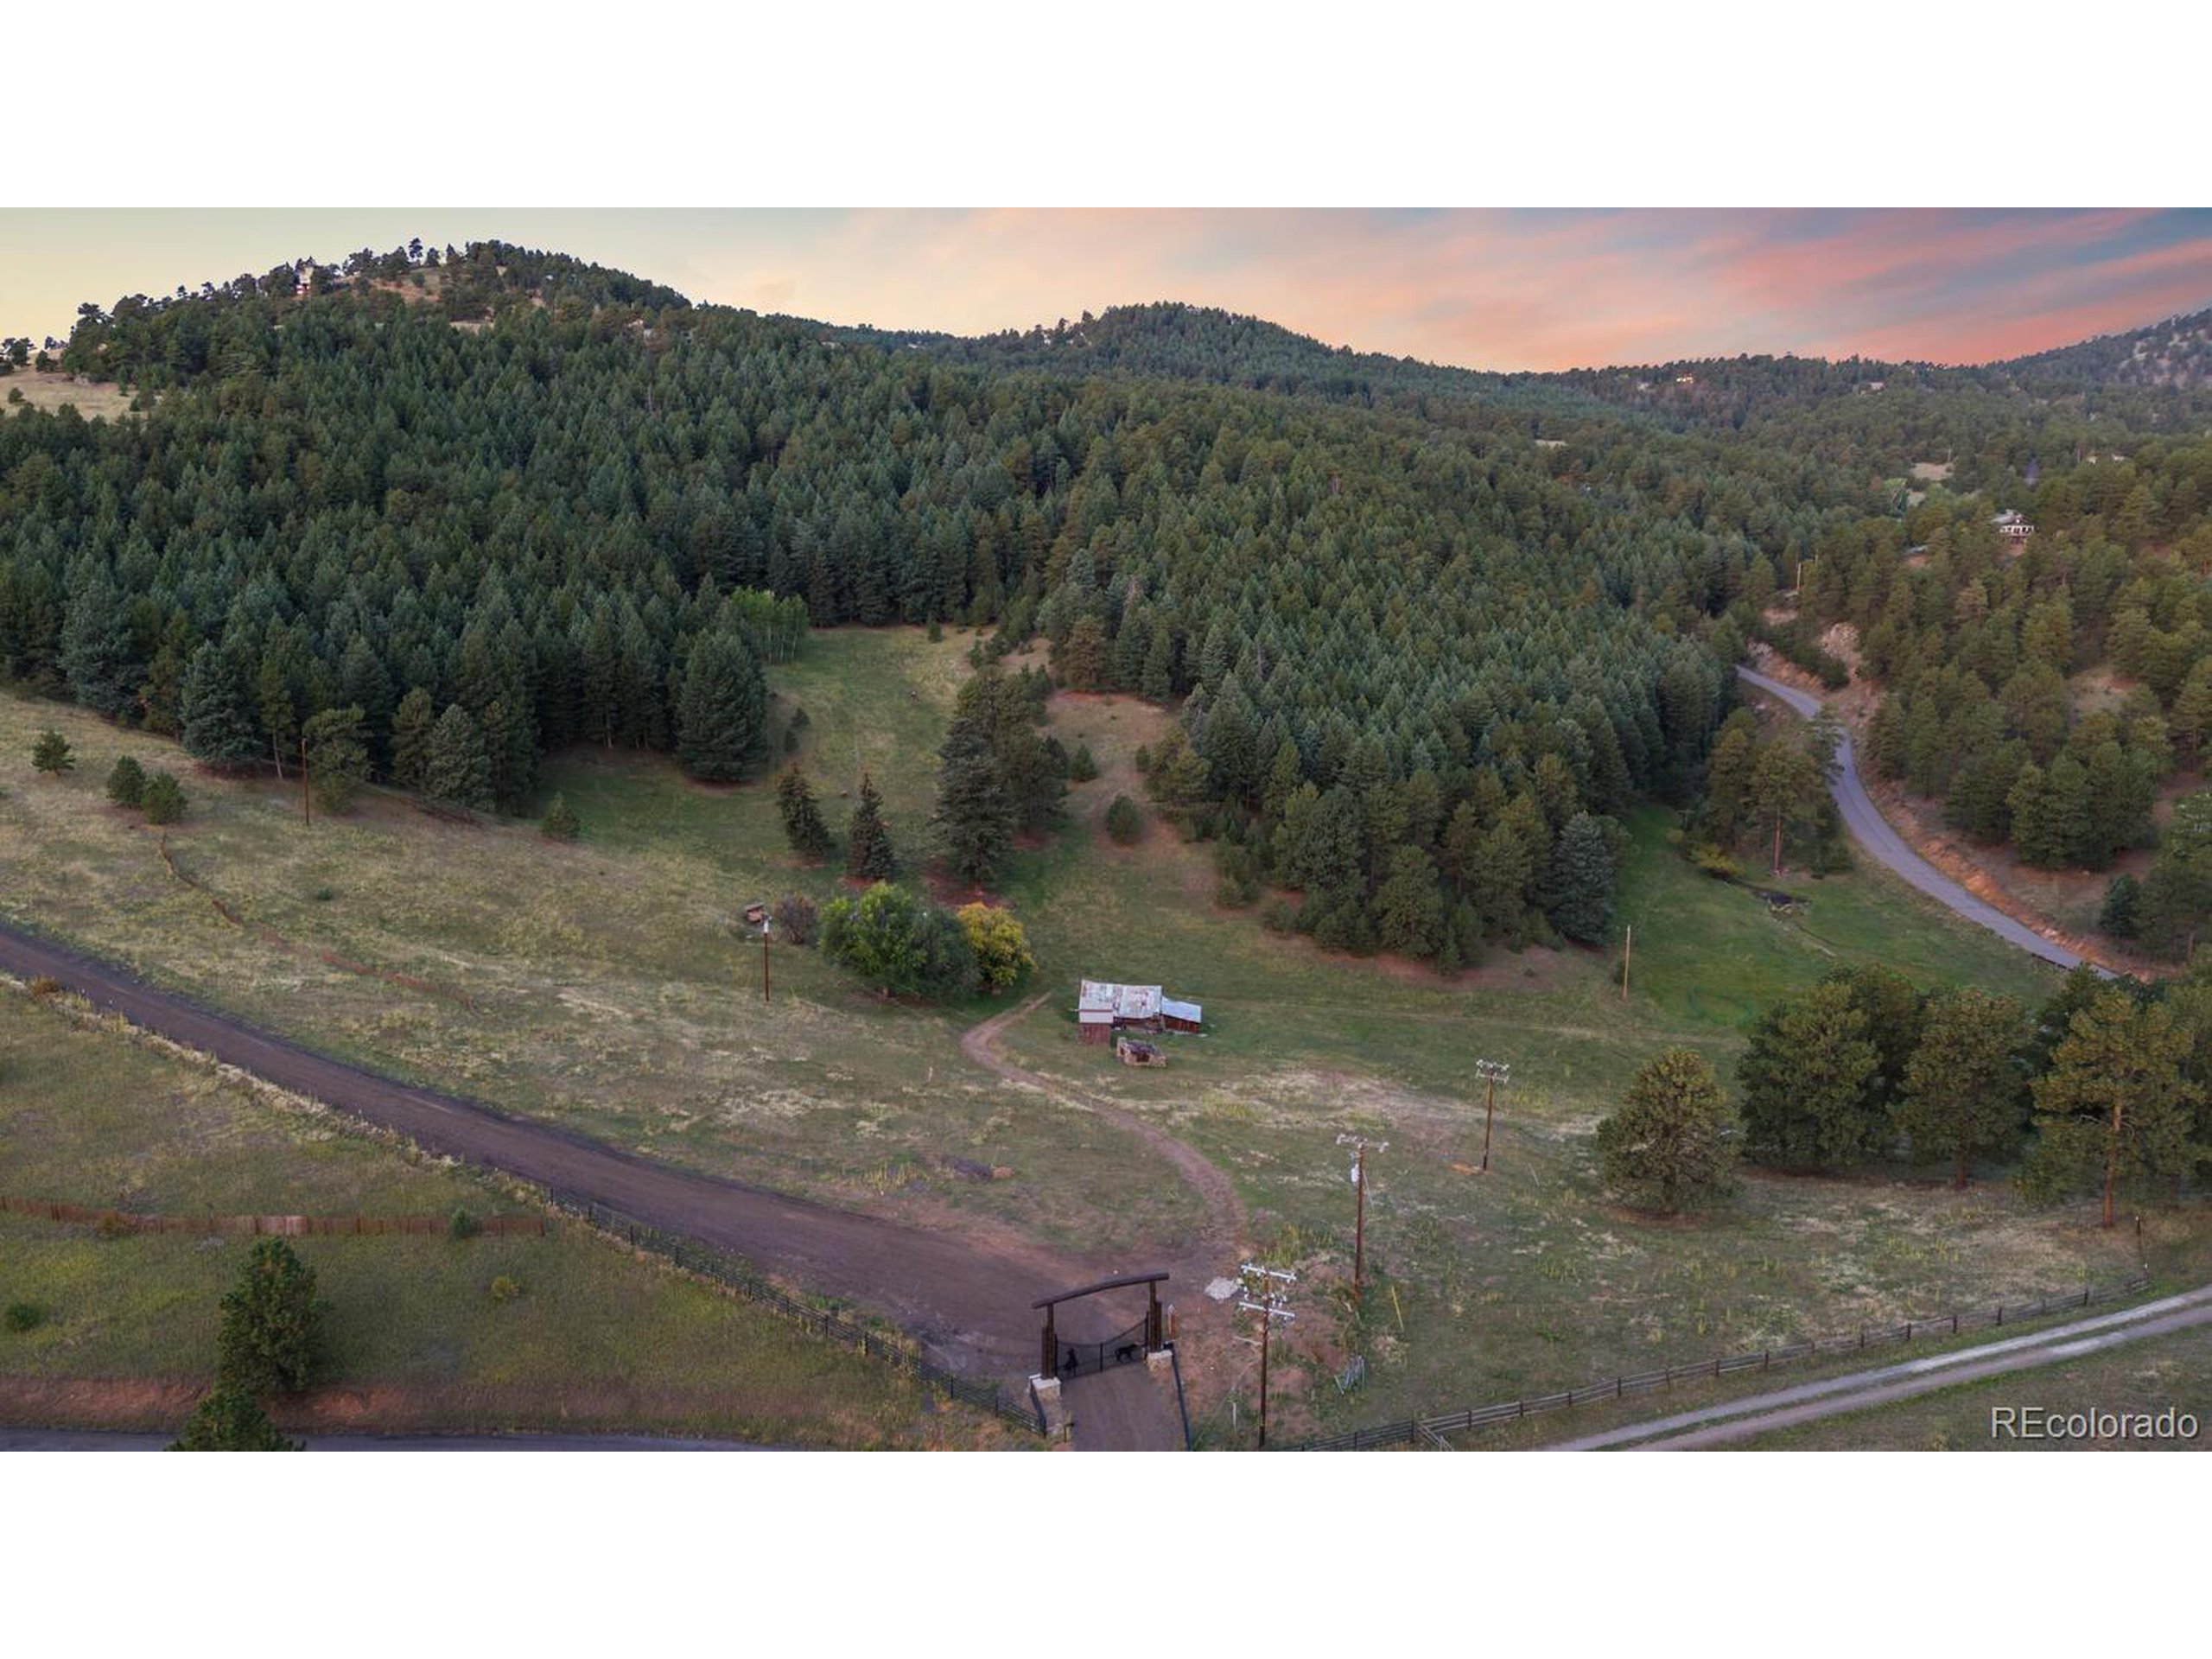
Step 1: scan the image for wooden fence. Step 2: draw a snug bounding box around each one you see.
[1295,1272,2154,1452]
[0,1193,543,1238]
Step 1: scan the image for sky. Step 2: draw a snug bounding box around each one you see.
[3,209,2209,373]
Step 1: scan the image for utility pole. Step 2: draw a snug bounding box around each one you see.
[300,734,311,826]
[760,917,772,1004]
[1620,923,1632,1001]
[1236,1262,1295,1450]
[1335,1135,1387,1308]
[1474,1058,1510,1175]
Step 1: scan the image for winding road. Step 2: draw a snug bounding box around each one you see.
[1550,1283,2212,1450]
[0,923,1077,1376]
[1735,665,2091,972]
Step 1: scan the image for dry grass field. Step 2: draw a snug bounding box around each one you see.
[1,626,2195,1441]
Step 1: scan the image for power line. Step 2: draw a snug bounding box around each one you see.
[1236,1262,1295,1450]
[1473,1058,1510,1174]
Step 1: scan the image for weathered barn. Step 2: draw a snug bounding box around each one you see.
[1077,980,1203,1039]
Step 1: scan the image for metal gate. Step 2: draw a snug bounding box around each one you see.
[1054,1315,1151,1380]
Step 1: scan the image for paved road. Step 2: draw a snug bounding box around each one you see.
[1551,1284,2212,1451]
[0,922,1068,1376]
[1736,665,2090,972]
[0,1427,763,1452]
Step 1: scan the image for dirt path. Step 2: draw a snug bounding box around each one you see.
[1550,1284,2212,1451]
[1737,665,2097,974]
[960,994,1246,1278]
[0,921,1077,1377]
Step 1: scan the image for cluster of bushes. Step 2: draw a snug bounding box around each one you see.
[818,883,1033,999]
[1600,962,2212,1220]
[103,753,187,824]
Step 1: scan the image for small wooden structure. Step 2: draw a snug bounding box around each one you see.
[741,901,769,926]
[1077,979,1202,1039]
[1117,1036,1165,1066]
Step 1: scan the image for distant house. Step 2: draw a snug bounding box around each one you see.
[1077,980,1201,1043]
[1863,379,1887,393]
[1993,510,2036,540]
[1674,372,1697,385]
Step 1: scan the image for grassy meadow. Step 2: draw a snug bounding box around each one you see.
[0,986,1008,1446]
[0,626,2188,1440]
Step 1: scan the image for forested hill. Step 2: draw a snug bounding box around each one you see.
[841,302,1622,423]
[3,238,1800,963]
[1990,307,2212,391]
[7,238,2212,965]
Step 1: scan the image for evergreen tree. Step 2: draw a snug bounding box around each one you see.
[1544,812,1616,944]
[775,765,834,860]
[1897,988,2027,1187]
[2022,990,2202,1225]
[141,770,187,824]
[390,686,435,791]
[2101,873,2141,940]
[302,705,370,815]
[1105,794,1143,844]
[934,717,1015,887]
[179,644,261,772]
[1596,1047,1740,1214]
[105,753,147,807]
[1067,742,1099,783]
[540,792,580,842]
[168,1387,298,1452]
[30,728,72,775]
[1739,979,1882,1170]
[846,772,897,880]
[214,1239,325,1398]
[423,704,493,812]
[1372,845,1446,960]
[675,629,768,782]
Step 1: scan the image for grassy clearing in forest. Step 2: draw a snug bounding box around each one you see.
[0,626,2188,1440]
[0,988,1008,1446]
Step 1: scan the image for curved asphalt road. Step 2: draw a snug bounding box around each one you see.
[1551,1283,2212,1451]
[0,923,1064,1376]
[1736,665,2091,973]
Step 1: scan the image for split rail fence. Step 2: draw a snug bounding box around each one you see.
[548,1190,1039,1434]
[1297,1272,2152,1452]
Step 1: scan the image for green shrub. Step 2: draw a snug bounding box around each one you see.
[540,793,580,842]
[141,770,187,824]
[488,1274,523,1304]
[105,754,148,808]
[3,1301,43,1333]
[31,729,73,776]
[169,1387,298,1452]
[1067,742,1099,783]
[1104,794,1143,845]
[448,1207,483,1242]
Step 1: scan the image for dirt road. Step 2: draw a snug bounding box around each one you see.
[1735,665,2091,972]
[1550,1284,2212,1450]
[0,922,1069,1376]
[1,1427,765,1452]
[960,993,1246,1266]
